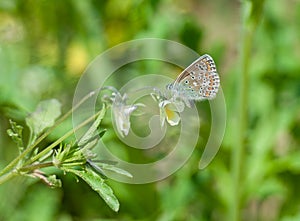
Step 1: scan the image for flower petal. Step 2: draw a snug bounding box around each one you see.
[111,92,136,137]
[158,100,182,127]
[165,105,180,126]
[160,105,166,127]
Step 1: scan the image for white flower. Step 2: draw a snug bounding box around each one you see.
[111,92,137,137]
[159,99,185,127]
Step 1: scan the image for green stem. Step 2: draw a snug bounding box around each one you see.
[0,170,18,185]
[230,1,265,220]
[0,108,102,184]
[0,91,97,178]
[19,162,54,172]
[26,108,103,165]
[231,30,252,221]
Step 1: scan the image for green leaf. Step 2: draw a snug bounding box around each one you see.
[46,175,62,188]
[7,119,24,152]
[64,167,120,212]
[26,99,62,137]
[101,163,133,178]
[87,160,107,179]
[78,104,106,147]
[53,143,86,168]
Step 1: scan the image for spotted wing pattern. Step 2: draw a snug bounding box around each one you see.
[169,54,220,100]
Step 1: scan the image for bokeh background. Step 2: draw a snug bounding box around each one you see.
[1,0,300,220]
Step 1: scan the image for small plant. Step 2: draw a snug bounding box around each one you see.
[0,52,221,212]
[0,89,136,212]
[0,83,195,211]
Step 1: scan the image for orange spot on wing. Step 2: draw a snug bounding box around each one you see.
[205,61,211,71]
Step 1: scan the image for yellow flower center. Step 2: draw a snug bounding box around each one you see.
[165,105,175,120]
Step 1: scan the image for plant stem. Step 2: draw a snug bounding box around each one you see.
[0,108,103,184]
[26,108,104,165]
[19,162,54,172]
[231,29,252,221]
[230,1,265,220]
[0,170,18,185]
[0,91,97,178]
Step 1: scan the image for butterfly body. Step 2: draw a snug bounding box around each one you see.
[167,54,220,101]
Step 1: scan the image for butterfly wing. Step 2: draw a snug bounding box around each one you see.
[170,54,220,100]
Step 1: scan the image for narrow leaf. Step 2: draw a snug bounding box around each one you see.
[26,99,61,136]
[78,104,106,146]
[101,164,133,178]
[7,119,24,152]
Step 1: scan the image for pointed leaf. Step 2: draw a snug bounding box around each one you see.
[26,99,61,136]
[101,164,133,178]
[78,105,106,146]
[87,160,107,179]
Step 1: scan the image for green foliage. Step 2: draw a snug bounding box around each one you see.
[7,119,24,152]
[98,163,133,178]
[77,104,106,147]
[0,99,130,214]
[25,99,62,138]
[64,167,120,212]
[1,0,300,220]
[53,143,86,168]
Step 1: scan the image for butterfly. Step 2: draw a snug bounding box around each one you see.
[167,54,220,102]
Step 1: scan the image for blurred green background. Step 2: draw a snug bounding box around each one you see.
[1,0,300,220]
